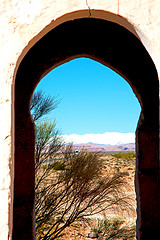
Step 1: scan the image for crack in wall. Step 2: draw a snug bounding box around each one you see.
[118,0,119,15]
[85,0,91,17]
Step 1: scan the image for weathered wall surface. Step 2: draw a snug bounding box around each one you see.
[0,0,160,239]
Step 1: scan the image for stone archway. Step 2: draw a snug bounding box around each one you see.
[14,17,159,240]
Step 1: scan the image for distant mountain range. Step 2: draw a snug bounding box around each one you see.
[71,143,135,152]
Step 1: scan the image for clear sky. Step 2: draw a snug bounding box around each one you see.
[35,57,141,136]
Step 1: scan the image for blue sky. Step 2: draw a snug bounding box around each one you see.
[36,57,141,136]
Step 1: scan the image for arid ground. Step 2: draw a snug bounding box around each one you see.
[37,152,136,240]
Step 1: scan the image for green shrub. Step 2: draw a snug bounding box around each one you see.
[42,161,65,170]
[113,166,120,172]
[112,152,136,159]
[51,161,65,170]
[92,216,136,240]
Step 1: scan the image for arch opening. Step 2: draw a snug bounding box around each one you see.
[32,56,140,238]
[14,17,159,240]
[35,57,141,136]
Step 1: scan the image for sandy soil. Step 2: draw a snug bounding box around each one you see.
[58,154,137,240]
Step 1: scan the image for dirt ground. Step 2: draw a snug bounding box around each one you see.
[59,154,137,240]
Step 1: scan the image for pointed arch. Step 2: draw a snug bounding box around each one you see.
[14,14,159,239]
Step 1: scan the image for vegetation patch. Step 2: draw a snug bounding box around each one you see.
[43,161,65,170]
[112,152,136,159]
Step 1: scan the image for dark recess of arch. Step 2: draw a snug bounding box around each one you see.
[14,18,159,239]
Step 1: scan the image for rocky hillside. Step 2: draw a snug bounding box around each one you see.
[71,143,135,152]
